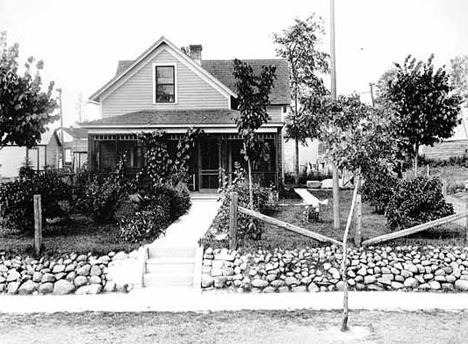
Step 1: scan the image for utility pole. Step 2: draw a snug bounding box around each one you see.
[57,88,65,168]
[330,0,340,230]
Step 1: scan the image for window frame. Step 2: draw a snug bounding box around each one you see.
[152,63,177,104]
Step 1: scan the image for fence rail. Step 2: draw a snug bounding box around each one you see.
[362,210,468,246]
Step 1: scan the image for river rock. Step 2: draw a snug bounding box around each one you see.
[75,284,102,295]
[38,282,54,294]
[53,280,75,295]
[455,280,468,291]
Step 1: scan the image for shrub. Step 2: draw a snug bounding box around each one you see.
[361,165,398,214]
[0,171,71,232]
[118,183,191,242]
[212,163,278,240]
[118,204,170,243]
[385,177,454,230]
[73,161,127,224]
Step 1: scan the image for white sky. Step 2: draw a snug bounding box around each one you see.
[1,0,468,126]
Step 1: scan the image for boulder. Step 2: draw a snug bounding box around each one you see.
[201,274,214,288]
[18,280,38,295]
[74,276,88,288]
[41,273,56,283]
[404,277,419,288]
[89,276,101,284]
[32,271,43,283]
[52,265,65,274]
[7,281,20,294]
[53,280,75,295]
[455,280,468,291]
[38,282,54,294]
[6,270,20,282]
[75,284,102,295]
[90,266,102,276]
[307,282,319,292]
[103,281,116,292]
[251,279,269,288]
[285,277,299,286]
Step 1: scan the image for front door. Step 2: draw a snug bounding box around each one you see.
[199,139,220,191]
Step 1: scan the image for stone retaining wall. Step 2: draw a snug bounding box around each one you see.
[201,246,468,293]
[0,250,138,295]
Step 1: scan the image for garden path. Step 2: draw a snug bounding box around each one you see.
[143,195,221,288]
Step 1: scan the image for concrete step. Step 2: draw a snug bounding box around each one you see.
[144,272,193,287]
[147,245,197,259]
[146,261,194,274]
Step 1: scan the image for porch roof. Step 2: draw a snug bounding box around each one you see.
[81,109,283,129]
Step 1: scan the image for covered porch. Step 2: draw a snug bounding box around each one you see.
[87,132,282,191]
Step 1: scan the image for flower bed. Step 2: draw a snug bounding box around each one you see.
[201,246,468,293]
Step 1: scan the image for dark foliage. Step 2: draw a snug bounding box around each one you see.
[385,177,454,230]
[0,171,71,232]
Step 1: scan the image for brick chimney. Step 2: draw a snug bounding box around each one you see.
[189,45,202,65]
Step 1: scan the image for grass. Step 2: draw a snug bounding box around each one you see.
[1,310,467,344]
[0,202,152,256]
[238,189,467,251]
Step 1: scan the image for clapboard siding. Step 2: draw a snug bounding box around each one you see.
[420,140,468,160]
[101,47,229,118]
[268,106,284,122]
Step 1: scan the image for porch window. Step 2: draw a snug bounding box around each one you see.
[155,65,175,103]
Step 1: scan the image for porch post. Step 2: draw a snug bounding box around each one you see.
[88,135,96,172]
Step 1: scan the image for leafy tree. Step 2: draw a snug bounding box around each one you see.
[449,55,468,104]
[273,15,330,184]
[315,94,397,333]
[381,55,462,175]
[233,59,276,209]
[0,42,58,150]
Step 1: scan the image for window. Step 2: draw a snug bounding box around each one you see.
[65,148,72,164]
[155,65,175,103]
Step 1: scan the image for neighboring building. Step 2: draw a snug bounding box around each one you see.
[82,36,290,191]
[56,127,88,172]
[0,128,61,181]
[420,107,468,159]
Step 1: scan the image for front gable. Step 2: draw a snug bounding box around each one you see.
[93,38,235,118]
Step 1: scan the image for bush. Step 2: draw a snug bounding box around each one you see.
[118,183,191,242]
[73,161,127,224]
[385,177,454,230]
[118,205,170,243]
[361,166,398,214]
[212,163,278,240]
[0,171,71,232]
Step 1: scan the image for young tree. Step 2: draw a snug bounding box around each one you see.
[0,42,58,150]
[381,55,462,176]
[449,55,468,104]
[233,59,276,209]
[273,15,330,184]
[317,94,396,332]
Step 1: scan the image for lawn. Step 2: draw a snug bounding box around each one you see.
[1,310,467,344]
[238,189,467,251]
[0,203,147,256]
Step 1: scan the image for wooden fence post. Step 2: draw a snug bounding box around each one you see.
[442,178,447,198]
[426,165,430,177]
[33,194,42,256]
[465,202,468,244]
[354,194,362,247]
[229,192,238,250]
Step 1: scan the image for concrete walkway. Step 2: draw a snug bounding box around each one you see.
[154,197,221,246]
[1,290,468,314]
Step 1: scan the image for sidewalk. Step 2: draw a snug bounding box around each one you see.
[1,289,468,314]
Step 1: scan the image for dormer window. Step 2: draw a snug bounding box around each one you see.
[154,65,176,103]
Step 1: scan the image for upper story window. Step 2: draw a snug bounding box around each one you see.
[155,65,175,103]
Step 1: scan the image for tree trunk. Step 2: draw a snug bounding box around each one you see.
[341,175,360,332]
[414,143,419,177]
[294,138,300,185]
[332,163,340,230]
[247,158,254,210]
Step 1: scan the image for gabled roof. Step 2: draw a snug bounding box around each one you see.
[89,36,236,103]
[114,58,291,105]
